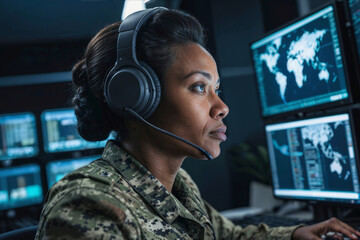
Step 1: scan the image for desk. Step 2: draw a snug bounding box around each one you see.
[220,205,313,222]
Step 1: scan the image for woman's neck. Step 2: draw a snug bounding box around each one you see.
[120,133,185,193]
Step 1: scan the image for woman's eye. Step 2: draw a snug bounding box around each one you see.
[193,84,206,93]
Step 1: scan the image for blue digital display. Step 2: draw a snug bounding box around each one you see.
[46,156,99,188]
[0,112,39,161]
[348,0,360,61]
[251,6,349,116]
[265,113,360,204]
[41,109,108,153]
[0,164,43,210]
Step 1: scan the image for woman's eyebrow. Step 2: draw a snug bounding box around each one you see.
[216,78,221,85]
[183,71,212,81]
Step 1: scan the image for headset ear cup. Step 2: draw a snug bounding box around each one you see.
[139,61,161,118]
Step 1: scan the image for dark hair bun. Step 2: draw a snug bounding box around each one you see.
[72,59,88,87]
[72,60,111,141]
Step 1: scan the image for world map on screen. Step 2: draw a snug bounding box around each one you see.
[271,120,353,192]
[301,122,349,178]
[252,5,352,115]
[260,30,330,102]
[259,28,335,104]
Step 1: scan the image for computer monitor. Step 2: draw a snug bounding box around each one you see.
[41,109,107,153]
[250,5,350,117]
[265,113,360,205]
[347,0,360,60]
[46,155,99,188]
[0,164,43,211]
[0,112,38,161]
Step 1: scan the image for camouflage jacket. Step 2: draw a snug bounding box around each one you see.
[35,140,301,239]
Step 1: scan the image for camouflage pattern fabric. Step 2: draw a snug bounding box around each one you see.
[35,140,302,239]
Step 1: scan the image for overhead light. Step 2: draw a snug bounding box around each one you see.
[122,0,146,20]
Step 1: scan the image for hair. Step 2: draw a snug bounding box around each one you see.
[72,9,206,142]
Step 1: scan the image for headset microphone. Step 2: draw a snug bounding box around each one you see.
[124,107,213,160]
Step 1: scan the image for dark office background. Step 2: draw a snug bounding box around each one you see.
[0,0,330,217]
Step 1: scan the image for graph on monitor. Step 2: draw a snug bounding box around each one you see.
[265,113,360,204]
[41,109,108,153]
[46,155,99,188]
[251,5,349,117]
[0,164,43,211]
[0,112,38,161]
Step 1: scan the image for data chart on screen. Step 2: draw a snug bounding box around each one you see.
[0,112,38,161]
[0,164,43,210]
[46,155,99,188]
[41,109,107,153]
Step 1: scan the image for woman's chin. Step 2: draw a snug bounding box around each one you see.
[187,142,221,160]
[203,146,221,160]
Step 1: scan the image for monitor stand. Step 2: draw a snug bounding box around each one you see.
[312,204,360,225]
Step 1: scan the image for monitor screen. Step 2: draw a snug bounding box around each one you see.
[46,155,99,188]
[251,5,349,117]
[0,112,38,161]
[348,0,360,60]
[41,109,107,153]
[265,113,360,204]
[0,164,43,211]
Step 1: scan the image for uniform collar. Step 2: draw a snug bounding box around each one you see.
[102,140,186,224]
[173,170,209,224]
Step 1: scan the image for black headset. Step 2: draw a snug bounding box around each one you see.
[103,7,213,160]
[104,7,167,120]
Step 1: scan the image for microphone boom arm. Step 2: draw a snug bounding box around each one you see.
[124,107,213,160]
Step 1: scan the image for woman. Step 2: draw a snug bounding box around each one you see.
[36,8,360,240]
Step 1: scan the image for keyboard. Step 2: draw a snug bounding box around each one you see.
[232,213,313,228]
[0,216,39,234]
[0,207,41,233]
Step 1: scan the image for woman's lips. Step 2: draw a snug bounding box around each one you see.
[209,126,227,141]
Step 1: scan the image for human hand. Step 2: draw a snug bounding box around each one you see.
[292,217,360,240]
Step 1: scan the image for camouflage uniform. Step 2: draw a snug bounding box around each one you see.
[36,140,302,239]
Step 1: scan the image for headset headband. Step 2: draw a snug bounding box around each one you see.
[115,7,167,68]
[103,7,167,119]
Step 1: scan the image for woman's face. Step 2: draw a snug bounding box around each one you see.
[150,43,229,159]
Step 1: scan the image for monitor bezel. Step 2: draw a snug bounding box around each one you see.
[0,112,39,161]
[264,108,360,208]
[249,2,355,120]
